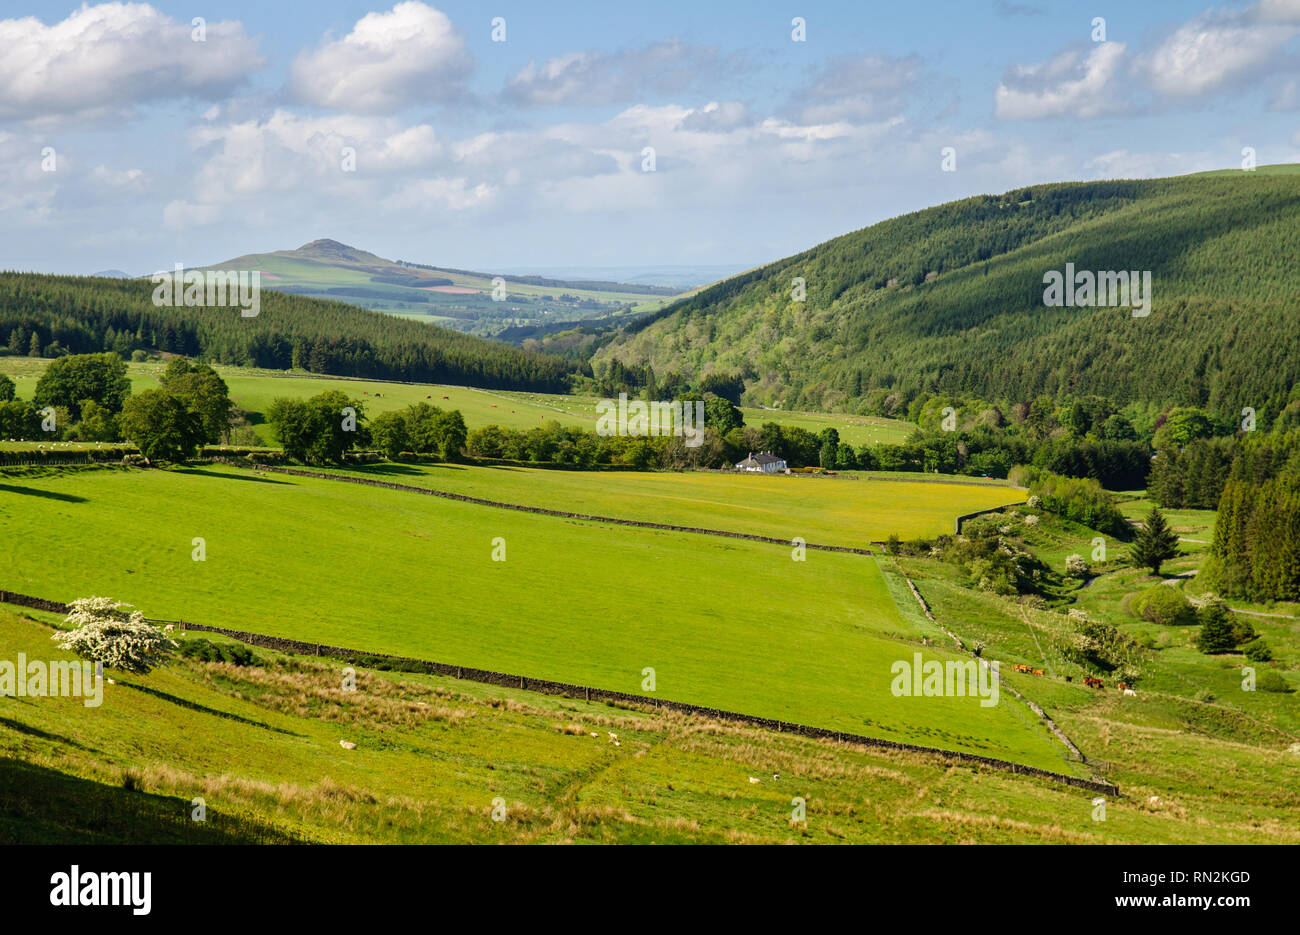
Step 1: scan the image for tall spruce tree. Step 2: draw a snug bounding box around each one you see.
[1131,506,1180,575]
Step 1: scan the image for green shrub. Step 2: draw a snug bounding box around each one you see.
[1257,670,1292,693]
[1243,640,1274,662]
[178,638,259,667]
[1131,585,1195,627]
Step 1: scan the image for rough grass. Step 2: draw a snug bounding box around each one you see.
[3,607,1295,844]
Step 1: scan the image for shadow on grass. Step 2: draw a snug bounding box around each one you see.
[119,681,301,736]
[0,757,303,844]
[0,483,87,502]
[330,461,468,477]
[0,716,95,752]
[172,466,291,485]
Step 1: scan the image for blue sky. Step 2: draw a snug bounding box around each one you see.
[1,0,1297,276]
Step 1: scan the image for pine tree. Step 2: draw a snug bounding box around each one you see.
[1196,601,1237,654]
[27,331,40,358]
[1130,506,1180,575]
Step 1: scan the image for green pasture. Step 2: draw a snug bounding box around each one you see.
[0,464,1066,771]
[7,604,1269,844]
[321,462,1025,546]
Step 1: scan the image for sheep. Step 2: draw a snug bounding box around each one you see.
[339,740,357,750]
[748,777,761,784]
[163,624,174,633]
[1123,688,1137,697]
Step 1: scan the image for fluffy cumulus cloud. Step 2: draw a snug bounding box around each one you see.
[288,1,474,113]
[997,0,1300,119]
[503,39,744,108]
[1138,6,1299,97]
[0,2,263,120]
[995,42,1129,120]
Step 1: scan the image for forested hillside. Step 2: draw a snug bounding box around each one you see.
[0,273,579,391]
[596,169,1300,421]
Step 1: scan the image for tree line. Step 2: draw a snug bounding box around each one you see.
[0,273,579,392]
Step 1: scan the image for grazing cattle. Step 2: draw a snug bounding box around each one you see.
[1014,664,1034,674]
[1117,682,1130,692]
[1084,676,1105,689]
[1065,675,1073,683]
[1033,669,1044,676]
[442,395,449,399]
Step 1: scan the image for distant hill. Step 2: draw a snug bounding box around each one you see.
[596,167,1300,420]
[491,265,744,292]
[90,269,132,279]
[200,239,685,340]
[0,272,579,392]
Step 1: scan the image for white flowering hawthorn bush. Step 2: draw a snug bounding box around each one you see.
[51,597,177,674]
[1065,554,1090,578]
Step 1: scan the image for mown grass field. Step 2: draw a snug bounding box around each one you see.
[319,461,1024,545]
[0,464,1066,771]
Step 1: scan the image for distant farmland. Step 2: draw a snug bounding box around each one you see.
[317,462,1024,545]
[0,358,916,448]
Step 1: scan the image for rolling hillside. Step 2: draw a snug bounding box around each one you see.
[0,272,579,392]
[596,167,1300,419]
[201,239,683,338]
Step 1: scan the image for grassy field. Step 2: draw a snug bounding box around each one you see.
[3,590,1296,843]
[319,462,1024,545]
[4,604,1253,845]
[0,464,1066,771]
[5,470,1300,843]
[494,388,917,449]
[0,358,914,449]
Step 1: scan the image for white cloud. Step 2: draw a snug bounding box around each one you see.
[1083,149,1220,179]
[0,2,262,121]
[1139,10,1297,97]
[288,2,473,113]
[1258,0,1300,23]
[995,42,1129,120]
[789,55,924,124]
[90,165,148,191]
[503,39,743,108]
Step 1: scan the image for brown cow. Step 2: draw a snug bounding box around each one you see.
[1033,669,1044,676]
[1117,682,1130,692]
[1084,676,1105,689]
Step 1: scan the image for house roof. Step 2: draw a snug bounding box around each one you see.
[736,451,785,466]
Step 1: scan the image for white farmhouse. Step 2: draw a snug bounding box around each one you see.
[735,451,787,473]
